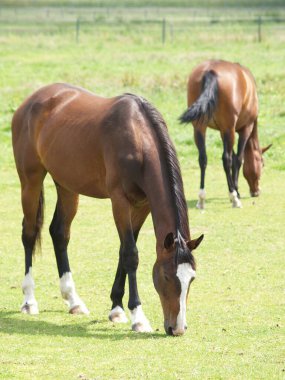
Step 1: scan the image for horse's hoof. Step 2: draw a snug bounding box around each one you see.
[232,202,242,208]
[69,304,89,315]
[232,198,242,208]
[229,191,242,208]
[21,303,39,315]
[196,201,205,210]
[132,322,153,333]
[130,305,153,332]
[196,189,206,209]
[109,306,128,323]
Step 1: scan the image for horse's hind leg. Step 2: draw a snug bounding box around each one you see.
[21,169,46,314]
[49,184,89,314]
[109,194,152,332]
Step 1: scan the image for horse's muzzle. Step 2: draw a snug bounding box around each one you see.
[250,190,260,197]
[172,326,187,336]
[165,323,187,336]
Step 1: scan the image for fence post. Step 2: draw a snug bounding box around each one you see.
[76,17,80,43]
[162,18,166,44]
[257,16,262,42]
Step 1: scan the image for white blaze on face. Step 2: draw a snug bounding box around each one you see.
[174,263,196,335]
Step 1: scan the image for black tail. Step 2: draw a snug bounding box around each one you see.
[179,70,218,125]
[34,188,44,255]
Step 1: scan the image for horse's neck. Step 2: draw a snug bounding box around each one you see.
[151,200,177,251]
[246,122,260,152]
[142,165,186,251]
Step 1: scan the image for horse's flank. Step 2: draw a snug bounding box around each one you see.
[186,60,258,132]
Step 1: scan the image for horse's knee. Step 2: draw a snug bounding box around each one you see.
[122,246,139,273]
[222,151,232,170]
[233,154,242,171]
[237,157,242,171]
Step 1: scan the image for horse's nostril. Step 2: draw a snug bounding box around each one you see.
[168,326,173,336]
[185,325,188,330]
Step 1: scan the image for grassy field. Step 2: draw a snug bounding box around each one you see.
[0,4,285,380]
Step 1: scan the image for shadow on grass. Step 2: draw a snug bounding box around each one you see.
[187,194,252,209]
[187,197,225,209]
[0,310,168,341]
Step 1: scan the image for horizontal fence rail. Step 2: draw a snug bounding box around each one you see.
[0,6,284,43]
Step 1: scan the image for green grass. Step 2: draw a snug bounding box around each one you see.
[0,6,285,380]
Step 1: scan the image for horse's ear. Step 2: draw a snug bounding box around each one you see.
[187,234,204,251]
[164,232,175,250]
[261,144,272,154]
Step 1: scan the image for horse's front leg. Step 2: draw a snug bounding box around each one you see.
[221,130,242,208]
[109,246,128,323]
[50,185,89,314]
[110,195,152,332]
[232,127,253,198]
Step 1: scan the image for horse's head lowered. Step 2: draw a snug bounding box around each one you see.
[153,232,203,336]
[243,142,272,197]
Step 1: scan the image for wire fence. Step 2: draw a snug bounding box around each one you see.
[0,6,285,43]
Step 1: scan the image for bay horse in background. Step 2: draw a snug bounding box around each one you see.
[180,60,271,209]
[12,83,203,336]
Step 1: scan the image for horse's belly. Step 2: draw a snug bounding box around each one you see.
[39,145,108,198]
[46,163,108,198]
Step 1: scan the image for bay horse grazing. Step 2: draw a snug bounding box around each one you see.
[12,83,203,336]
[179,60,271,209]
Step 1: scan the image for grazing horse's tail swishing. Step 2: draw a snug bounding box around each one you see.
[179,70,218,125]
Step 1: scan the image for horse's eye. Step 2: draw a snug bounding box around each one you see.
[164,275,170,282]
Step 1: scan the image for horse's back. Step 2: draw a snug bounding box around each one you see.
[187,60,258,130]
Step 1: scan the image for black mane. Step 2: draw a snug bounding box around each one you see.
[175,243,196,270]
[130,95,189,236]
[125,94,195,266]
